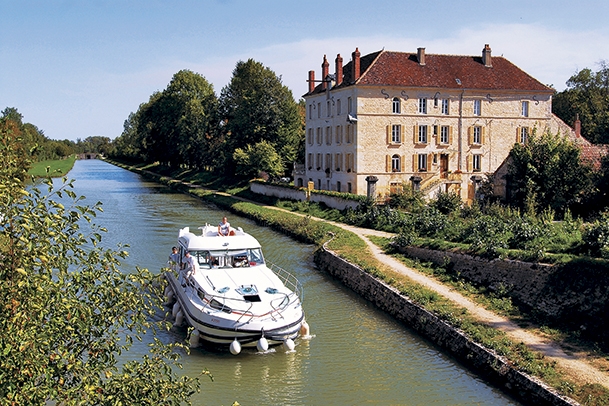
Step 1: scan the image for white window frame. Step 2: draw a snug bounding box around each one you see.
[521,101,529,117]
[391,154,401,172]
[520,127,529,144]
[391,124,401,144]
[472,154,481,172]
[473,100,481,116]
[418,154,428,172]
[440,126,450,144]
[392,97,401,114]
[441,99,449,115]
[473,126,482,144]
[418,125,428,144]
[418,98,427,114]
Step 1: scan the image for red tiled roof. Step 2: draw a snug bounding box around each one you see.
[306,49,553,95]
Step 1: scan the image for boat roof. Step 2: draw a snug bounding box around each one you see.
[177,225,262,252]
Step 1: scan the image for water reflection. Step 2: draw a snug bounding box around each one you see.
[61,160,519,405]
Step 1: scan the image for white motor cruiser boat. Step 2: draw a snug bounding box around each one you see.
[164,225,308,354]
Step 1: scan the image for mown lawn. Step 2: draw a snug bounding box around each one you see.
[28,155,76,177]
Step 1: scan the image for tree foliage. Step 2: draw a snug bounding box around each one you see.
[0,122,204,404]
[553,62,609,143]
[219,59,303,176]
[506,129,594,218]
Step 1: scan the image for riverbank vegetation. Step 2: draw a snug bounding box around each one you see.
[28,155,77,177]
[1,119,206,404]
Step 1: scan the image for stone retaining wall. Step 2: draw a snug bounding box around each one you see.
[314,246,578,406]
[250,182,360,210]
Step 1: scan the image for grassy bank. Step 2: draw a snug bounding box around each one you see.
[28,155,76,177]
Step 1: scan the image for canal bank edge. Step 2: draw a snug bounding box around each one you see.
[314,245,578,406]
[105,159,578,405]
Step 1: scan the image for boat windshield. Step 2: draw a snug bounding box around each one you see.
[195,248,265,269]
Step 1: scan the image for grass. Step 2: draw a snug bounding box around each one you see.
[28,155,76,178]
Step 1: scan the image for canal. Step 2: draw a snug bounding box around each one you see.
[63,159,519,405]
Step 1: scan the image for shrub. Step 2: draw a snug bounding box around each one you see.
[582,212,609,258]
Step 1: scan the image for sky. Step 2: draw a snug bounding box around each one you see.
[1,0,608,142]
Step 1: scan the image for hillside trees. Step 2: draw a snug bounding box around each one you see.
[553,62,609,143]
[219,59,303,177]
[0,118,203,404]
[506,129,594,217]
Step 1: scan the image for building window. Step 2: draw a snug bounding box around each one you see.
[418,154,428,172]
[325,126,332,145]
[346,153,353,172]
[347,182,352,193]
[472,154,481,172]
[335,153,342,171]
[521,101,529,117]
[327,100,331,117]
[346,124,353,143]
[348,97,353,114]
[418,125,428,144]
[442,99,449,115]
[308,104,313,119]
[440,126,450,144]
[336,125,343,144]
[473,100,481,116]
[418,98,427,114]
[317,102,321,118]
[336,181,341,192]
[307,128,313,145]
[392,97,401,114]
[391,124,401,144]
[325,154,332,172]
[307,153,313,169]
[316,153,322,170]
[519,127,529,144]
[391,154,401,172]
[472,126,482,145]
[337,99,342,115]
[316,127,322,145]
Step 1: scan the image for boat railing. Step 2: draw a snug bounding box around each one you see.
[269,263,304,303]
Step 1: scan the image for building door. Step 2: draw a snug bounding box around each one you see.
[440,154,449,178]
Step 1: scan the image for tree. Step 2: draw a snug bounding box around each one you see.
[219,59,303,176]
[0,123,204,404]
[553,62,609,144]
[506,129,594,218]
[233,140,284,179]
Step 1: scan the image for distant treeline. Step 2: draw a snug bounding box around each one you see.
[108,60,304,180]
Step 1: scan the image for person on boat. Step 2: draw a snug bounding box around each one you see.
[183,251,196,278]
[168,246,180,271]
[218,216,235,236]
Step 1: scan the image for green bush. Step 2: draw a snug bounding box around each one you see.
[582,212,609,258]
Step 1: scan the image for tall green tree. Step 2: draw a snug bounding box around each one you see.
[553,62,609,144]
[219,59,303,176]
[0,120,204,404]
[506,129,594,217]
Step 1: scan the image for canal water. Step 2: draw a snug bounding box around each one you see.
[62,160,519,405]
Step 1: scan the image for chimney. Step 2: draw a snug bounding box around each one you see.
[417,47,426,65]
[575,114,581,137]
[308,70,315,93]
[352,47,361,82]
[482,44,492,67]
[321,55,329,90]
[335,54,343,86]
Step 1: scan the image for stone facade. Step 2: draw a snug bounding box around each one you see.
[299,45,573,203]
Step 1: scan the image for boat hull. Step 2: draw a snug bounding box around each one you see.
[165,272,304,347]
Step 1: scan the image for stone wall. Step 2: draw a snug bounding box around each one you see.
[399,246,609,344]
[250,182,360,211]
[314,247,578,406]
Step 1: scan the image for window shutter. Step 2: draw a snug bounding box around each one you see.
[516,127,521,143]
[449,126,453,145]
[386,155,391,172]
[466,155,472,172]
[401,155,406,172]
[412,154,417,172]
[387,125,391,144]
[428,154,433,171]
[481,127,486,145]
[413,125,419,144]
[468,126,472,145]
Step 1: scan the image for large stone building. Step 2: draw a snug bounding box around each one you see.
[296,45,578,202]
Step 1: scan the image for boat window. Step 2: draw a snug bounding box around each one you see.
[248,248,264,266]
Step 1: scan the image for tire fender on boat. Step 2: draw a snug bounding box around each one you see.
[164,288,175,305]
[172,302,181,319]
[175,310,184,327]
[189,330,200,348]
[300,320,310,336]
[230,338,242,355]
